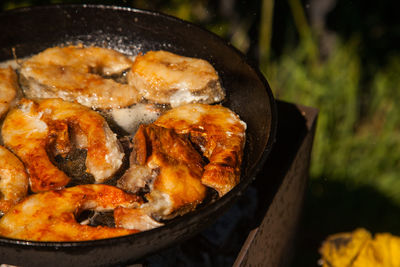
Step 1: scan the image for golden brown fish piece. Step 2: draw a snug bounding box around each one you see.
[38,99,124,182]
[0,184,141,241]
[154,103,246,196]
[0,67,19,118]
[118,124,207,220]
[128,50,225,107]
[1,98,124,192]
[0,145,29,214]
[20,45,140,109]
[114,207,164,231]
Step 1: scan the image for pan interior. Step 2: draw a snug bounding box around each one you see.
[0,4,275,253]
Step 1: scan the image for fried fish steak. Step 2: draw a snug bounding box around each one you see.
[154,103,246,196]
[118,124,207,220]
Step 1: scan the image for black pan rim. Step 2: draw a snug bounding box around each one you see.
[0,4,277,249]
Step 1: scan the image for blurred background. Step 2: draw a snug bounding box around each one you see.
[1,0,400,265]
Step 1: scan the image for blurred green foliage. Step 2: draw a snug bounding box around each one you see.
[263,1,400,204]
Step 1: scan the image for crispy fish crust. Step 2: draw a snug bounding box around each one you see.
[118,124,206,219]
[20,45,140,109]
[1,98,124,192]
[0,67,19,118]
[154,103,246,196]
[0,184,141,241]
[0,145,29,214]
[128,50,225,107]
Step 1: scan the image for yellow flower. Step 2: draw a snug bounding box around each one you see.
[319,228,400,267]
